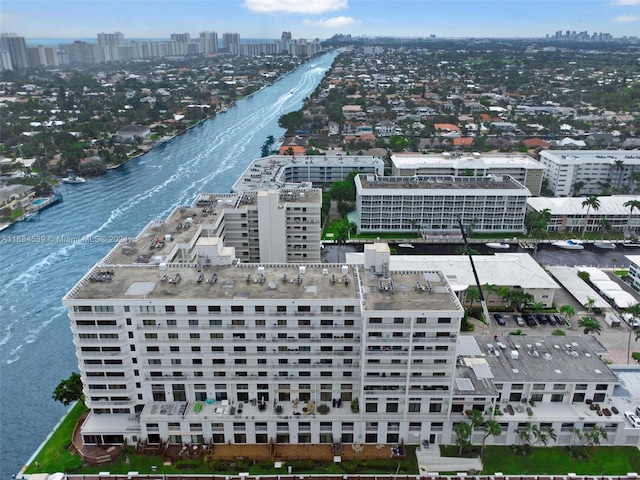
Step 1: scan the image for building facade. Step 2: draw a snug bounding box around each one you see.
[539,150,640,197]
[64,236,640,449]
[391,153,545,196]
[355,174,531,235]
[527,195,640,233]
[233,155,385,192]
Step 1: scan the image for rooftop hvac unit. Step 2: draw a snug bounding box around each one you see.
[342,265,349,275]
[299,266,306,275]
[511,350,519,360]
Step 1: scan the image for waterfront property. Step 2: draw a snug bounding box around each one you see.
[390,152,545,196]
[63,227,640,452]
[539,149,640,196]
[527,195,640,233]
[355,174,530,235]
[0,184,36,212]
[232,154,384,193]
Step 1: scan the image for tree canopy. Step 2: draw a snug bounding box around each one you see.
[52,372,84,406]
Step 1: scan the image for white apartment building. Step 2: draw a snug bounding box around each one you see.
[527,195,640,233]
[355,174,531,235]
[233,155,384,192]
[627,255,640,291]
[391,153,545,196]
[193,189,322,264]
[539,150,640,197]
[64,237,466,447]
[64,231,639,449]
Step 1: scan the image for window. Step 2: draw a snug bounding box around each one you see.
[533,383,545,391]
[386,403,398,413]
[231,306,244,313]
[165,306,175,313]
[208,306,221,313]
[187,306,197,313]
[408,402,420,413]
[188,319,199,326]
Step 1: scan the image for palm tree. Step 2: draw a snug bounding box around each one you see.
[613,159,625,189]
[584,297,596,313]
[579,317,602,336]
[624,199,640,234]
[465,287,481,309]
[598,218,612,240]
[559,305,575,324]
[481,420,502,455]
[626,302,640,364]
[581,195,601,239]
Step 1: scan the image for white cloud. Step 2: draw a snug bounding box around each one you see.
[303,16,357,28]
[611,0,640,5]
[613,13,640,21]
[242,0,348,14]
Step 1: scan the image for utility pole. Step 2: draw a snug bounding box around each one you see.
[458,216,491,331]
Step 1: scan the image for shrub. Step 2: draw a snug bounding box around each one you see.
[317,403,330,414]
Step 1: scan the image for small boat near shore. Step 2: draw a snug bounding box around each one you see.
[486,242,510,250]
[398,243,414,249]
[552,239,584,250]
[61,174,86,184]
[623,239,640,248]
[593,240,616,250]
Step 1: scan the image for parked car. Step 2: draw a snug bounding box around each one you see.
[513,315,525,327]
[535,313,547,325]
[524,314,537,327]
[624,411,640,428]
[493,313,506,326]
[553,314,564,326]
[546,314,556,326]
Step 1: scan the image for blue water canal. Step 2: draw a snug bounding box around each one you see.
[0,52,338,477]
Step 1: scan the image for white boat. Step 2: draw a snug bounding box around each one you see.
[398,243,414,249]
[486,242,510,250]
[593,241,616,250]
[552,239,584,250]
[61,174,86,184]
[623,240,640,248]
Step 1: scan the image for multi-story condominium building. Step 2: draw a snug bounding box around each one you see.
[97,32,126,63]
[222,33,241,51]
[27,45,60,67]
[539,150,640,197]
[64,235,639,449]
[355,174,531,235]
[199,31,219,54]
[233,155,384,192]
[626,255,640,291]
[527,195,640,233]
[391,153,546,196]
[0,34,29,70]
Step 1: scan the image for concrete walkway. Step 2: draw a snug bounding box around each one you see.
[415,445,483,474]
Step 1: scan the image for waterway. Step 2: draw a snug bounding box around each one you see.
[0,52,339,477]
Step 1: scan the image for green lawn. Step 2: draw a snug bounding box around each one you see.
[445,445,640,475]
[25,402,87,474]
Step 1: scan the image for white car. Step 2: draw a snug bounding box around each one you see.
[624,411,640,428]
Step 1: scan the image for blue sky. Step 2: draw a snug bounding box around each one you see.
[3,0,640,40]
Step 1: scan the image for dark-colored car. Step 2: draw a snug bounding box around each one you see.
[494,313,506,326]
[524,314,537,327]
[546,314,557,326]
[513,315,525,327]
[535,313,547,325]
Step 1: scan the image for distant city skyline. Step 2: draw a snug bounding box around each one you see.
[3,0,640,40]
